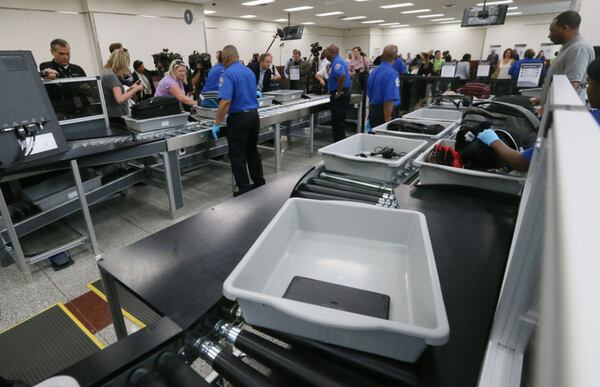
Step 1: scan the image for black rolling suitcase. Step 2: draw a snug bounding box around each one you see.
[131,96,182,120]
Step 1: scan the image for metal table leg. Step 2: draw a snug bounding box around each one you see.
[309,113,315,157]
[70,160,100,257]
[0,189,31,283]
[162,151,184,218]
[357,99,363,134]
[275,123,282,172]
[99,265,128,340]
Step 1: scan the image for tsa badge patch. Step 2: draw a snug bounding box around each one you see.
[395,77,400,87]
[219,77,224,87]
[335,63,341,71]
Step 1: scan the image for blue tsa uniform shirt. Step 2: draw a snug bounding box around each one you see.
[218,61,259,114]
[328,56,351,92]
[202,63,224,93]
[367,61,400,106]
[393,58,407,75]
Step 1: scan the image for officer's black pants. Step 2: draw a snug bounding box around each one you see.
[368,104,400,130]
[226,110,265,195]
[329,88,350,142]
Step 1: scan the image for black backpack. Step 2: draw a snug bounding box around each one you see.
[387,119,446,135]
[455,120,520,170]
[461,101,539,149]
[131,96,182,120]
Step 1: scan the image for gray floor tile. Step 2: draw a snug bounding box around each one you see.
[38,252,100,301]
[0,264,65,332]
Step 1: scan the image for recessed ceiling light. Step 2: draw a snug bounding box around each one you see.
[388,24,410,28]
[507,6,518,10]
[402,8,431,14]
[362,19,385,24]
[240,14,257,18]
[476,0,512,5]
[204,10,216,14]
[431,17,454,21]
[341,16,367,20]
[274,18,288,22]
[283,6,314,12]
[438,20,461,24]
[242,0,274,5]
[354,0,370,2]
[380,22,401,26]
[417,14,445,18]
[380,2,414,8]
[316,11,344,16]
[302,21,315,25]
[506,12,522,15]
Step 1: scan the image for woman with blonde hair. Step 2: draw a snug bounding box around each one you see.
[101,48,143,123]
[154,59,196,106]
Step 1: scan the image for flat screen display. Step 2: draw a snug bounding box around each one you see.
[461,5,508,27]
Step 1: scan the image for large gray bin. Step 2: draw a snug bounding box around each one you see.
[413,139,526,195]
[264,89,304,102]
[224,198,449,362]
[318,134,427,183]
[373,118,457,140]
[22,170,103,211]
[123,112,189,132]
[403,108,463,123]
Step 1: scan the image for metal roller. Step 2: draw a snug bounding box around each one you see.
[299,183,386,205]
[309,178,394,199]
[156,352,211,387]
[187,338,278,387]
[320,171,394,193]
[216,323,346,387]
[258,328,418,387]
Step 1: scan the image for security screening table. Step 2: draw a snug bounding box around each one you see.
[92,166,519,387]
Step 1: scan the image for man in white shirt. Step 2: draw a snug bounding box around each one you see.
[315,50,330,88]
[132,60,155,99]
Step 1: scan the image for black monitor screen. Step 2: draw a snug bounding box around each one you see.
[461,5,508,27]
[44,78,104,122]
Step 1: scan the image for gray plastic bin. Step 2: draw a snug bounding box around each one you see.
[372,118,457,140]
[413,139,526,195]
[258,96,275,108]
[264,89,304,102]
[123,112,189,132]
[223,198,449,362]
[318,134,427,183]
[403,108,463,123]
[22,170,103,211]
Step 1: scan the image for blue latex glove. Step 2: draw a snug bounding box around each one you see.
[211,124,220,139]
[477,129,500,146]
[256,90,263,98]
[364,119,372,134]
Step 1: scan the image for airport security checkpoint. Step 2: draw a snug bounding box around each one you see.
[0,1,599,387]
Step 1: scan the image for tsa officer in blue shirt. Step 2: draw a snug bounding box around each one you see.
[213,45,265,196]
[325,45,351,142]
[199,50,224,107]
[367,45,401,128]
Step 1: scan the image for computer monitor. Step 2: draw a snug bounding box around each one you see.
[44,76,111,140]
[441,63,457,78]
[517,63,544,88]
[477,62,492,78]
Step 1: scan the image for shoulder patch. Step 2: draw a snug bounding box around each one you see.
[395,77,400,87]
[335,63,341,71]
[219,77,224,87]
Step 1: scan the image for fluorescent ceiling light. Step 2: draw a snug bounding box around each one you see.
[417,14,445,18]
[240,14,257,18]
[381,3,414,9]
[302,22,315,25]
[204,10,216,14]
[506,12,522,15]
[283,6,314,12]
[508,6,518,10]
[379,22,401,26]
[476,0,512,5]
[431,17,454,21]
[341,16,367,20]
[56,11,79,14]
[362,19,385,24]
[388,24,410,28]
[354,0,370,2]
[402,8,430,14]
[274,18,288,22]
[242,0,274,5]
[438,20,461,24]
[316,11,344,16]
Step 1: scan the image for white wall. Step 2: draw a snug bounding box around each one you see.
[0,0,97,74]
[204,17,344,66]
[579,0,600,46]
